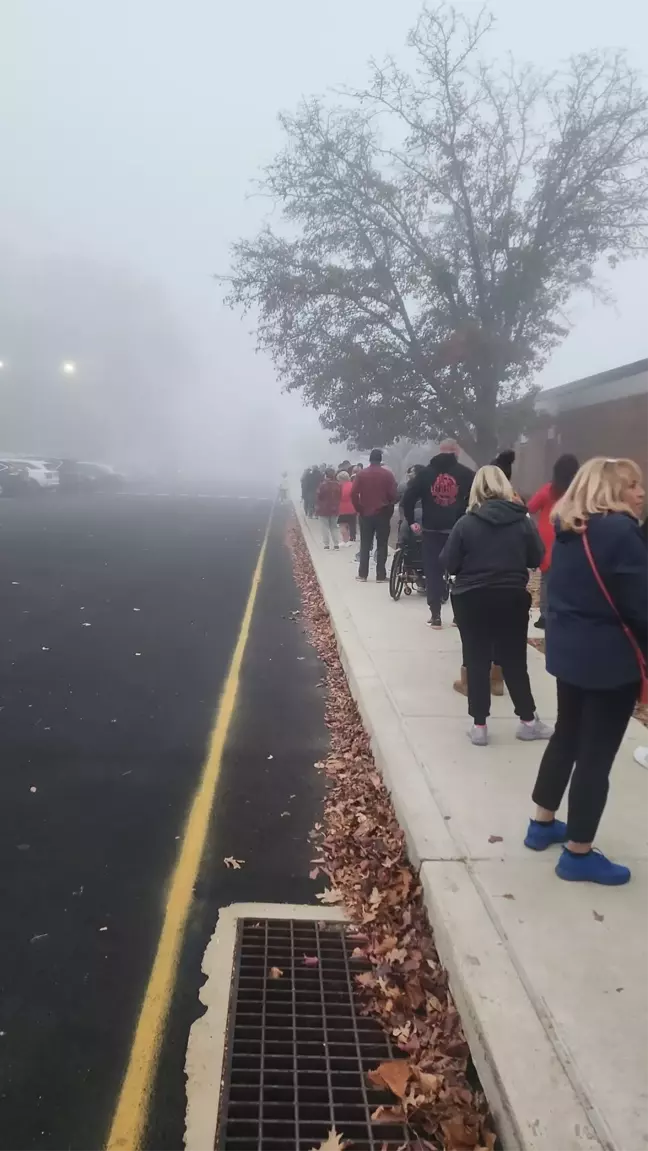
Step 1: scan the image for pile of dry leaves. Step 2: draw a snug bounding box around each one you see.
[289,525,495,1151]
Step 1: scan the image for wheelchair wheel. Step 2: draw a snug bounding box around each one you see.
[389,548,406,600]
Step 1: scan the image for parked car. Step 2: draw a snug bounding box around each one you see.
[0,458,59,495]
[52,460,125,492]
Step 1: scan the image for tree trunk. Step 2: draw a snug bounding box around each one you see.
[473,375,499,464]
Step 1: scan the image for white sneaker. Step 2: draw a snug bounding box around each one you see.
[633,746,648,769]
[516,717,553,741]
[468,724,488,746]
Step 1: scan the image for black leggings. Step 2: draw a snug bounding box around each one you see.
[532,679,638,843]
[337,513,357,541]
[452,587,535,725]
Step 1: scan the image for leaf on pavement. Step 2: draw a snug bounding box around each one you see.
[487,835,503,844]
[268,967,283,979]
[367,1060,411,1099]
[309,1128,347,1150]
[309,867,320,880]
[315,887,343,904]
[593,910,604,922]
[223,857,245,869]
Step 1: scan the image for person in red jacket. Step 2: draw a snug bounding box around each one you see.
[351,449,397,581]
[315,468,342,549]
[528,454,579,629]
[336,471,357,545]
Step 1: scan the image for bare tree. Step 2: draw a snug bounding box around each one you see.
[225,5,648,462]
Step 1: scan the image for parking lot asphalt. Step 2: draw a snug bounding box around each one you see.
[0,492,327,1150]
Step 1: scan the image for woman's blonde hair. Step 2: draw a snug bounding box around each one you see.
[552,457,643,533]
[468,465,515,510]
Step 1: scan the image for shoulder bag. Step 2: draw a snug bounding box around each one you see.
[583,531,648,705]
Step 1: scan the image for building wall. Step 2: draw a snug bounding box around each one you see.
[515,391,648,498]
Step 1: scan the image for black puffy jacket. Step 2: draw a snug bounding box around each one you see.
[440,499,544,594]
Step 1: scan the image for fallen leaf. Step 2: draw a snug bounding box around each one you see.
[501,893,515,900]
[441,1114,481,1148]
[413,1069,441,1096]
[309,867,320,880]
[370,1104,407,1123]
[367,1059,411,1099]
[302,954,319,967]
[223,857,245,869]
[593,910,604,922]
[315,888,343,904]
[309,1127,346,1150]
[356,971,376,988]
[488,835,503,844]
[268,967,283,979]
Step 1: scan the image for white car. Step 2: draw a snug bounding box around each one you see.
[0,458,60,494]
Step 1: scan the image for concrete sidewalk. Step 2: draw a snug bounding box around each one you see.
[297,509,648,1151]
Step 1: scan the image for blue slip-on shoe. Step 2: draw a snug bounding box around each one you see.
[524,818,567,851]
[555,847,631,885]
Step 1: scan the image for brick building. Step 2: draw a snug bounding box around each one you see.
[514,358,648,497]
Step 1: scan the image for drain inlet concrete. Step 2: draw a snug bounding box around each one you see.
[184,903,410,1151]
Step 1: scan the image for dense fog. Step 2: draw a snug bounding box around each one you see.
[0,0,645,484]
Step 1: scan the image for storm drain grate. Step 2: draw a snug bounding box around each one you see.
[218,918,410,1150]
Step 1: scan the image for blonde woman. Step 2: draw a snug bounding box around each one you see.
[441,465,549,745]
[526,458,647,885]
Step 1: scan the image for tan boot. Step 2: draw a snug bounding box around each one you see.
[490,664,505,696]
[453,666,468,696]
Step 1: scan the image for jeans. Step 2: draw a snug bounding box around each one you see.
[422,531,449,617]
[358,508,391,579]
[452,587,535,725]
[319,516,339,547]
[531,679,638,843]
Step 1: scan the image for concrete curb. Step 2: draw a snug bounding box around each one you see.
[294,504,605,1151]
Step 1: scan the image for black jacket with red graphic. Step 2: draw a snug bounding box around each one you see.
[402,452,475,533]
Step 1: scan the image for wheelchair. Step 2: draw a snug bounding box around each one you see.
[389,526,426,600]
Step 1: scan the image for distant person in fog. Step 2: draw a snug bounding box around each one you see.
[302,466,321,517]
[316,468,341,550]
[336,471,357,546]
[528,454,580,629]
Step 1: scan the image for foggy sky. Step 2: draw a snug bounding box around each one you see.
[0,0,646,474]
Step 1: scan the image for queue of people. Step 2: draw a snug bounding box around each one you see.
[301,446,647,888]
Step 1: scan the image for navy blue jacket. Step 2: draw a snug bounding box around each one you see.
[546,513,647,690]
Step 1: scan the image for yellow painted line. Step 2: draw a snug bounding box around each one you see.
[106,513,272,1150]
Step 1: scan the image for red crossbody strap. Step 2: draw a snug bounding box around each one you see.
[582,531,647,677]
